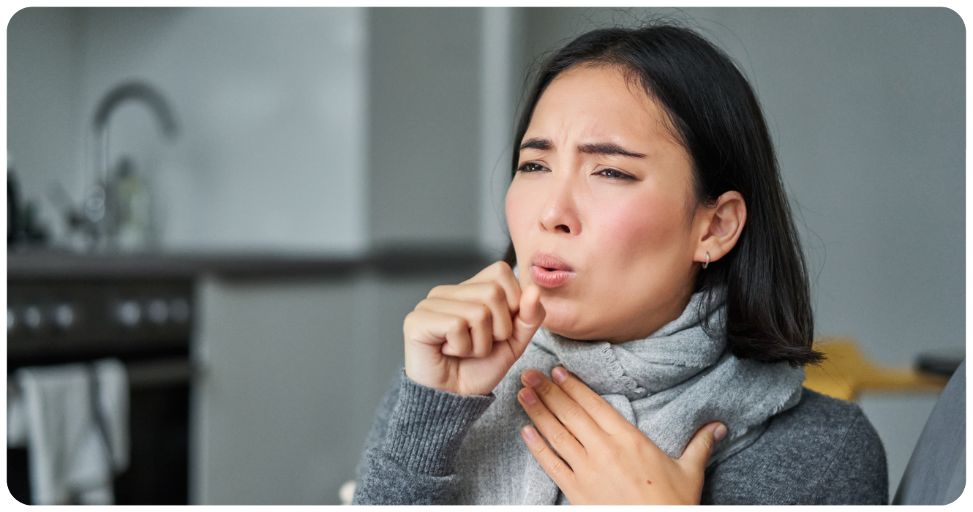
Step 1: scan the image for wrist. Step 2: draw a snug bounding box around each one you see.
[385,370,495,475]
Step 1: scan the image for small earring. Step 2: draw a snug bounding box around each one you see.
[702,251,710,269]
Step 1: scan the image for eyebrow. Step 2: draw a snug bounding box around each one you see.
[519,137,646,159]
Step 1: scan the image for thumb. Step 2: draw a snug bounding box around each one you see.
[508,285,546,357]
[680,422,727,472]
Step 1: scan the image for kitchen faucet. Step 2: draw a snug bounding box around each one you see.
[74,80,178,250]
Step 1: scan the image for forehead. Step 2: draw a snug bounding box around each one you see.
[526,64,679,148]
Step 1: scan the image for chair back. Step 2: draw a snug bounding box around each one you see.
[892,360,965,504]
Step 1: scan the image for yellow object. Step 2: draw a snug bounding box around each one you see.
[803,337,949,401]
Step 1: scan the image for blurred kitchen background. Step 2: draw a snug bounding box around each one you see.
[5,6,964,505]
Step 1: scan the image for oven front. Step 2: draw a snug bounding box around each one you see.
[7,278,195,505]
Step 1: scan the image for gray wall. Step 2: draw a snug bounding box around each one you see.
[367,8,526,256]
[9,7,369,253]
[368,8,481,248]
[7,8,84,243]
[521,7,965,500]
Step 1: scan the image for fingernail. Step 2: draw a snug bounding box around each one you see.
[524,370,542,387]
[522,425,538,442]
[520,387,538,405]
[713,424,727,442]
[551,366,567,384]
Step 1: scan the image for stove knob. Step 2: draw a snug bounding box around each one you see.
[147,299,168,325]
[53,303,76,331]
[116,300,142,328]
[23,305,43,331]
[169,298,190,324]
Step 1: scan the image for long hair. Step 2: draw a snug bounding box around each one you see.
[502,24,823,367]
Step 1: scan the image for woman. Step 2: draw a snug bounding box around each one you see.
[352,23,887,505]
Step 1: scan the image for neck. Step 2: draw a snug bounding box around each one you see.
[603,284,696,343]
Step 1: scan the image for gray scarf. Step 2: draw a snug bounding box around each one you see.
[453,285,805,504]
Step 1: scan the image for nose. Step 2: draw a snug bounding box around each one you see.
[539,177,581,235]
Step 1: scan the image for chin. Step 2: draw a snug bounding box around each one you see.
[542,301,624,341]
[538,296,585,337]
[540,309,591,341]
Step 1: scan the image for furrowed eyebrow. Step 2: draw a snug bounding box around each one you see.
[579,142,646,159]
[518,138,646,159]
[519,138,552,151]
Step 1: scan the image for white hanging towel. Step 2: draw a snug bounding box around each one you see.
[12,359,130,505]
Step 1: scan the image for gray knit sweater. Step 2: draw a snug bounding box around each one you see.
[352,370,889,505]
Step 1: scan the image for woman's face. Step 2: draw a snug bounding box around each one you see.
[506,64,705,342]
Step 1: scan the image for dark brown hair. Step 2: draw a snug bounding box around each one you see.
[502,23,823,367]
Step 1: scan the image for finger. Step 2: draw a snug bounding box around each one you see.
[517,387,586,464]
[520,424,576,492]
[521,369,602,446]
[550,366,638,436]
[427,282,515,340]
[678,422,727,474]
[415,298,493,358]
[407,309,473,358]
[462,261,522,311]
[508,285,545,358]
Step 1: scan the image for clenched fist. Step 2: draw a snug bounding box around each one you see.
[403,261,546,395]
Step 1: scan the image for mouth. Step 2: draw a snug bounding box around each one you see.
[530,253,576,289]
[531,253,574,272]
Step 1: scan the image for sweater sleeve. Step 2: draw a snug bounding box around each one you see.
[351,369,495,505]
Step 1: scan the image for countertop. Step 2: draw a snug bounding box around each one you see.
[6,245,495,281]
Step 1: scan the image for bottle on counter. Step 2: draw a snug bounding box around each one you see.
[111,156,158,252]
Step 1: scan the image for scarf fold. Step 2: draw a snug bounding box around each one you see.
[455,285,805,505]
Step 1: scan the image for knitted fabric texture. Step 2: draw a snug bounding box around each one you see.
[453,286,806,504]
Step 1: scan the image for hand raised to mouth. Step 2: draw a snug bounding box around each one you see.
[403,261,546,396]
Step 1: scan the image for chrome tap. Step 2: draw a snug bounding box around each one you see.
[77,80,178,250]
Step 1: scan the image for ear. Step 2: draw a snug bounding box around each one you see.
[693,191,746,265]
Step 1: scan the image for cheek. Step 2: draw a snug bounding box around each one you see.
[505,181,539,288]
[505,182,531,242]
[595,194,684,256]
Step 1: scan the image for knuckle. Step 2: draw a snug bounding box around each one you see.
[532,439,550,457]
[427,285,446,299]
[404,308,422,324]
[484,282,504,303]
[584,434,610,454]
[596,436,625,457]
[495,260,513,278]
[607,428,636,448]
[551,430,572,448]
[563,403,583,420]
[450,316,468,333]
[621,426,646,445]
[474,304,492,326]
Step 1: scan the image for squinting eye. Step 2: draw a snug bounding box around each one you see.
[597,168,634,180]
[517,162,548,173]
